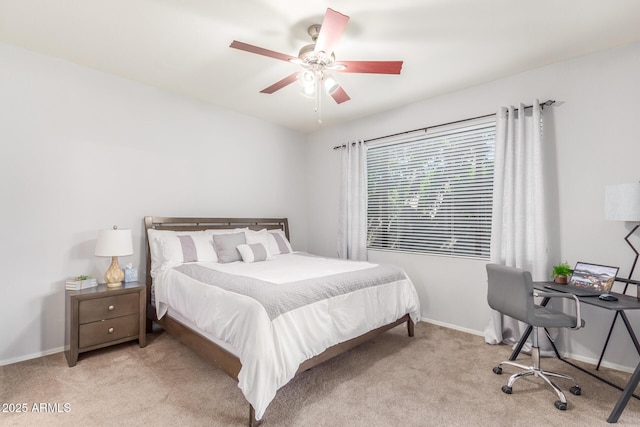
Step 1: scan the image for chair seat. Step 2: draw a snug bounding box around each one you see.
[532,305,585,329]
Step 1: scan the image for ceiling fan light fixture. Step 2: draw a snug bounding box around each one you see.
[323,75,339,94]
[300,84,316,98]
[298,70,316,87]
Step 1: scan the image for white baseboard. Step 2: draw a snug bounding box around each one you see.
[559,351,635,374]
[3,321,636,375]
[0,346,64,367]
[419,317,485,337]
[418,317,636,374]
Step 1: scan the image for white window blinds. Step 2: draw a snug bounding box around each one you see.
[367,121,496,259]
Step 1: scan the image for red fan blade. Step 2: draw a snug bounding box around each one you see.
[330,85,351,104]
[337,61,403,74]
[314,8,349,56]
[230,40,298,63]
[260,72,300,94]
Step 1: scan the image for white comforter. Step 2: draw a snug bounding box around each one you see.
[154,253,420,420]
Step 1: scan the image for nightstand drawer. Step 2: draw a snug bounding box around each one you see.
[78,314,139,348]
[78,293,138,324]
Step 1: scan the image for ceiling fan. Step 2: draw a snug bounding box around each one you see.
[229,8,403,121]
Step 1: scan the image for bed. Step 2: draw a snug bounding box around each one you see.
[144,216,420,426]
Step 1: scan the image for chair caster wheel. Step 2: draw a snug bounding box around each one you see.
[493,367,502,375]
[570,386,581,396]
[501,385,512,394]
[554,401,567,410]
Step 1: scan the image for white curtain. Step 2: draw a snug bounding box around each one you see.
[338,140,368,261]
[484,100,554,353]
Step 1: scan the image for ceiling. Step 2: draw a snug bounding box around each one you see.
[2,1,640,134]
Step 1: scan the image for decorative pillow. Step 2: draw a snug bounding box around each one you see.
[160,233,217,268]
[204,228,248,237]
[147,229,210,277]
[245,228,293,255]
[268,229,293,254]
[245,229,274,251]
[237,243,271,263]
[212,232,247,263]
[147,228,167,276]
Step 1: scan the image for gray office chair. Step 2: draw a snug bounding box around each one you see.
[486,263,585,410]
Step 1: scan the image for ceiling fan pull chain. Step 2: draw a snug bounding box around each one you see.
[316,73,322,124]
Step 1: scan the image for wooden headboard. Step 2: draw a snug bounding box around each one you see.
[143,216,289,303]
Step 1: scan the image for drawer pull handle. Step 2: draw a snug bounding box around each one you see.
[108,327,114,334]
[108,305,115,311]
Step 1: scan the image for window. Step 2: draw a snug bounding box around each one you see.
[367,120,495,259]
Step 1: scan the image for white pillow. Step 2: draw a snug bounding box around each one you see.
[268,229,293,254]
[245,229,292,255]
[148,228,249,276]
[160,232,217,269]
[237,243,271,263]
[245,229,275,252]
[147,229,207,278]
[203,227,248,237]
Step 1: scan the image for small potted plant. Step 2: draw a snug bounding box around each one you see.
[552,262,573,284]
[65,275,98,290]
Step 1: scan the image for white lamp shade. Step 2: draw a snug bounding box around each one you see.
[605,183,640,222]
[95,228,133,257]
[324,76,339,94]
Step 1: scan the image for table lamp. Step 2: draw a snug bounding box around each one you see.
[94,226,133,288]
[596,183,640,370]
[605,183,640,290]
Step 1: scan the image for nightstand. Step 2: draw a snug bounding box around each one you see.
[65,281,146,367]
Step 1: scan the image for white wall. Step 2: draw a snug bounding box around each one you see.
[305,41,640,371]
[4,38,640,372]
[0,42,308,365]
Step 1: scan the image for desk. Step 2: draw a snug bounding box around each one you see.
[509,282,640,423]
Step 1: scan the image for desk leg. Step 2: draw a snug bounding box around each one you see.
[597,311,620,370]
[620,311,640,355]
[604,311,640,423]
[608,361,640,423]
[596,309,640,371]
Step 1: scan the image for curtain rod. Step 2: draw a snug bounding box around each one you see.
[332,99,556,150]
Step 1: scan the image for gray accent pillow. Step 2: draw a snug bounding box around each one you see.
[212,233,246,263]
[237,243,270,263]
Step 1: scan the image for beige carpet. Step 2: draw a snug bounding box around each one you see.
[1,323,640,426]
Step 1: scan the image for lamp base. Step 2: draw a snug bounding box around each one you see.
[106,282,123,288]
[623,223,640,300]
[103,256,124,288]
